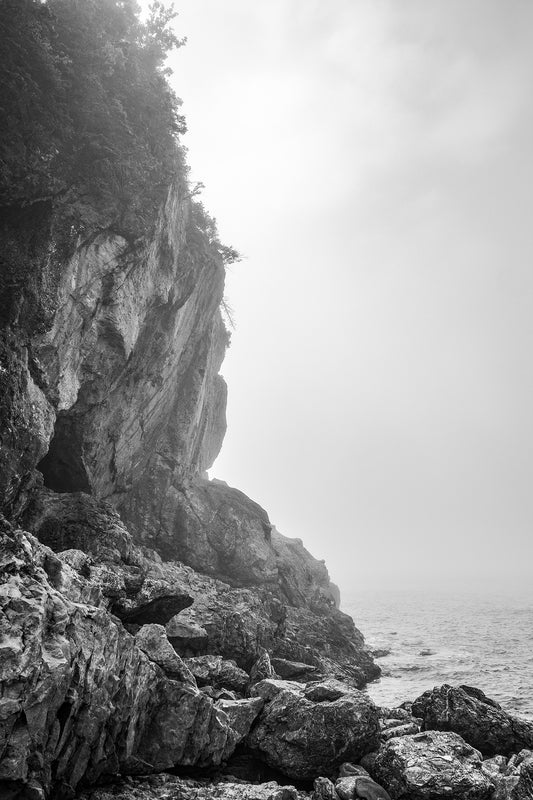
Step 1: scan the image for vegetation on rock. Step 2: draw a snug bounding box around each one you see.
[0,0,186,240]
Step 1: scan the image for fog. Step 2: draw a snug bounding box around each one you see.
[162,1,533,595]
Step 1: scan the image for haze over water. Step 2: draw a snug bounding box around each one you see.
[343,588,533,720]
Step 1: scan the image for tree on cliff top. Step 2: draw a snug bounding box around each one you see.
[0,0,186,240]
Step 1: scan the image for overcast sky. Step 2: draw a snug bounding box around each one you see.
[161,1,533,595]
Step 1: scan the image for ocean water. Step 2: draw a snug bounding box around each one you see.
[342,589,533,720]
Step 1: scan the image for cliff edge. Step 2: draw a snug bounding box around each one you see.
[0,2,378,797]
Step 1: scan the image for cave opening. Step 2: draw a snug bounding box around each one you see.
[38,411,92,493]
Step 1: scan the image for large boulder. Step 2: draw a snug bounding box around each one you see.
[247,678,380,780]
[370,730,494,800]
[412,685,533,756]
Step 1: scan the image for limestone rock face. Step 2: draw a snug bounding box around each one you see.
[412,685,533,757]
[370,730,494,800]
[0,136,379,798]
[247,678,380,780]
[1,184,227,522]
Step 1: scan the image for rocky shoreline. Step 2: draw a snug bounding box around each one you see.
[1,5,532,798]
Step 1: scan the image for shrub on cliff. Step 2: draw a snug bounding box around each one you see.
[0,0,186,240]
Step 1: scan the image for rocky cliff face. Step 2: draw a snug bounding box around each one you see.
[0,172,379,798]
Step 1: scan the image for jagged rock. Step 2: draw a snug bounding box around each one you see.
[200,686,237,701]
[372,649,391,658]
[134,624,196,684]
[184,655,249,692]
[248,647,276,686]
[336,776,362,799]
[336,775,391,800]
[270,658,320,681]
[512,758,533,799]
[247,678,380,780]
[22,490,194,623]
[338,763,371,778]
[166,617,209,655]
[313,777,338,800]
[378,708,412,721]
[272,605,379,688]
[412,684,533,756]
[0,521,263,798]
[370,730,494,799]
[77,775,307,800]
[215,697,264,738]
[304,679,348,702]
[381,722,420,740]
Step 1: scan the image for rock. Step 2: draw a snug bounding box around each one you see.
[481,755,508,777]
[412,684,533,756]
[338,763,371,777]
[313,777,339,800]
[215,697,264,739]
[185,655,249,692]
[304,679,348,702]
[0,520,261,798]
[271,658,320,681]
[507,749,533,773]
[166,617,209,655]
[248,647,276,686]
[372,649,391,658]
[77,775,307,800]
[200,686,237,701]
[371,730,494,799]
[511,758,533,799]
[381,722,420,740]
[337,776,391,800]
[378,708,412,721]
[134,624,196,683]
[272,604,380,688]
[22,490,195,623]
[247,678,380,780]
[336,776,361,799]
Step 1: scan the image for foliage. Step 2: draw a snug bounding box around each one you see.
[191,201,243,265]
[0,0,186,241]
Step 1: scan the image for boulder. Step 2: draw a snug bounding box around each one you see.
[166,617,209,656]
[270,658,320,681]
[185,655,249,693]
[313,777,338,800]
[247,678,380,780]
[371,730,494,799]
[412,685,533,756]
[134,624,196,683]
[337,776,391,800]
[215,697,264,739]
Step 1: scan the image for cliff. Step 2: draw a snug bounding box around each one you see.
[0,5,380,795]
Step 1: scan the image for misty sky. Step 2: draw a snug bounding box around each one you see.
[161,1,533,594]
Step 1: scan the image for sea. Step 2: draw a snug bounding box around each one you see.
[342,589,533,721]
